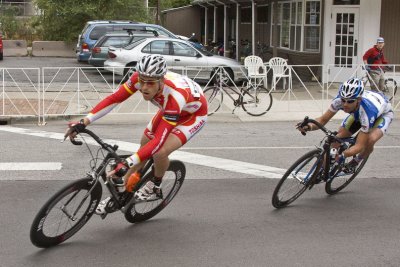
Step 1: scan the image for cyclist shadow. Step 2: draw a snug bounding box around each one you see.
[26,217,180,258]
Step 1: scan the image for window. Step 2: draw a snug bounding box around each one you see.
[102,36,132,48]
[333,0,360,5]
[290,2,302,51]
[142,40,169,55]
[304,0,320,51]
[172,42,198,57]
[272,0,320,52]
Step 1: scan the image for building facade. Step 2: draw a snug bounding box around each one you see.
[162,0,399,82]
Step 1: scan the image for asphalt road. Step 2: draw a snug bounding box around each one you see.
[1,118,400,267]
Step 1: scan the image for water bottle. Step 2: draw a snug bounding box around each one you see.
[330,148,337,164]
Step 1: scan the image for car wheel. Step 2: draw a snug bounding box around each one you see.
[0,53,3,60]
[122,62,137,82]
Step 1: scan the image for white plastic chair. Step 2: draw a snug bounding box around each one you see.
[244,55,267,88]
[268,57,292,91]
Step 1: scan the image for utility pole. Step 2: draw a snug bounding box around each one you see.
[155,0,160,24]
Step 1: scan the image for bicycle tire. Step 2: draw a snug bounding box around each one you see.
[241,85,273,116]
[325,156,369,195]
[272,149,322,208]
[203,86,223,115]
[30,178,102,248]
[124,160,186,223]
[384,78,397,101]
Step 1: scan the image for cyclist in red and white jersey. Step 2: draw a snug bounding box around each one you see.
[65,55,208,214]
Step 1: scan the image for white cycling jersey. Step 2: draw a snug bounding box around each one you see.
[329,90,393,133]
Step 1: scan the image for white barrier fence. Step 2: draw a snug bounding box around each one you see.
[0,64,399,124]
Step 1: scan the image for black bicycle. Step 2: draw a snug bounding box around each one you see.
[272,117,369,209]
[30,129,186,248]
[361,68,397,101]
[204,68,273,116]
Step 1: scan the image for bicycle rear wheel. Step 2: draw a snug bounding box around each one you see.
[124,160,186,223]
[30,178,102,248]
[203,86,223,115]
[384,78,397,101]
[272,149,322,208]
[325,156,369,195]
[241,85,273,116]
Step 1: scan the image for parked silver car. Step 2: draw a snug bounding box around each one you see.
[104,37,246,83]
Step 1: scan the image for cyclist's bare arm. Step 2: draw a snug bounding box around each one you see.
[343,131,368,157]
[297,110,336,132]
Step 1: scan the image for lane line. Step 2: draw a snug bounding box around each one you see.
[181,145,400,150]
[0,162,62,171]
[0,126,286,178]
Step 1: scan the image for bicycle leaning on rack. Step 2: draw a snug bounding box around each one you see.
[361,67,397,101]
[30,128,185,248]
[272,117,369,209]
[203,68,273,116]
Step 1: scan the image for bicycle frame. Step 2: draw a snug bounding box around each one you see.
[66,128,155,217]
[299,117,356,185]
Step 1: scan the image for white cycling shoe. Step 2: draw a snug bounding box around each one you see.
[95,197,112,215]
[134,181,162,201]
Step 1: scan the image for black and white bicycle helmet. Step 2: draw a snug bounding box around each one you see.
[137,55,167,78]
[339,78,364,99]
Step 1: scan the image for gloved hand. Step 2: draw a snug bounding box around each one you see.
[64,119,86,140]
[364,65,371,72]
[295,122,310,134]
[336,153,346,165]
[113,157,135,177]
[113,160,129,177]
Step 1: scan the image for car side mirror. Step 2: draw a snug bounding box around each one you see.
[196,52,201,58]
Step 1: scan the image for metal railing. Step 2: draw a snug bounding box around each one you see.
[0,64,398,124]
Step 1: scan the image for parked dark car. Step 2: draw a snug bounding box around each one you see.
[0,34,3,60]
[88,31,157,67]
[76,20,179,62]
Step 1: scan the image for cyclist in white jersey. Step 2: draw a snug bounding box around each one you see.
[297,78,394,170]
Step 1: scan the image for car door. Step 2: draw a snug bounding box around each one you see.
[170,41,209,79]
[140,40,176,68]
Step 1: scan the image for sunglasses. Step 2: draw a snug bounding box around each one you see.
[341,98,357,104]
[139,77,160,85]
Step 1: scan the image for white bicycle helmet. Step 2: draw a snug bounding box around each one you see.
[339,78,364,99]
[137,55,167,78]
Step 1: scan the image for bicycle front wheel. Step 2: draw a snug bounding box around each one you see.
[384,78,397,101]
[325,156,369,195]
[203,86,223,115]
[124,160,186,223]
[241,86,273,116]
[272,149,322,208]
[30,178,102,248]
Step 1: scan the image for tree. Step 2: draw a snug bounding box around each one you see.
[33,0,151,42]
[0,6,21,39]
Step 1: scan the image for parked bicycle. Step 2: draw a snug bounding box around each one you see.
[30,128,185,248]
[361,67,397,101]
[272,117,369,209]
[204,68,273,116]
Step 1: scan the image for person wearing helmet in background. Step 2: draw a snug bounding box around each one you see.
[65,54,208,215]
[296,78,393,172]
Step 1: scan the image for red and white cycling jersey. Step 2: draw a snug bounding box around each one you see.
[86,71,208,166]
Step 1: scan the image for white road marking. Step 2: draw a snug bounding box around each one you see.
[0,162,62,171]
[1,126,398,178]
[0,126,285,178]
